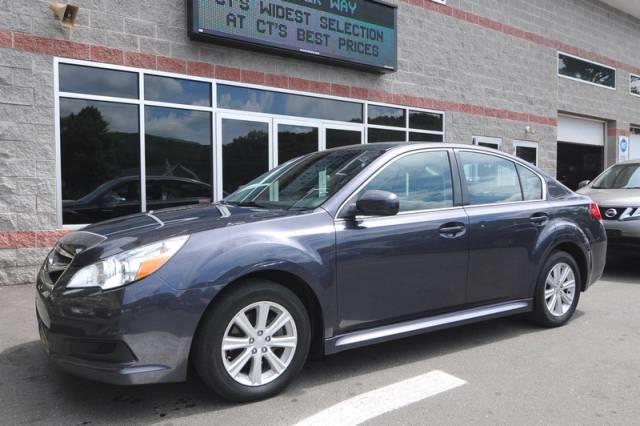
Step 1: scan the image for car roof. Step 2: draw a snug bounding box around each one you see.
[327,142,502,153]
[617,158,640,165]
[325,142,553,178]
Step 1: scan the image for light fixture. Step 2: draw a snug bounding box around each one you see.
[48,2,79,28]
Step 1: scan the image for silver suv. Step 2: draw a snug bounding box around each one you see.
[578,159,640,251]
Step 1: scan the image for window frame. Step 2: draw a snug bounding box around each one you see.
[54,58,445,228]
[513,140,539,166]
[55,59,217,228]
[273,118,321,166]
[336,148,461,219]
[58,98,143,224]
[455,149,547,208]
[630,73,640,98]
[473,136,502,150]
[557,51,617,91]
[58,63,140,99]
[366,101,445,144]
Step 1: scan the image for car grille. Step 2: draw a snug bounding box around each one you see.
[599,206,640,221]
[41,244,74,288]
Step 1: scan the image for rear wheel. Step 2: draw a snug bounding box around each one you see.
[531,251,581,327]
[193,280,311,402]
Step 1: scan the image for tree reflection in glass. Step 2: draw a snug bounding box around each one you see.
[60,99,140,224]
[145,107,212,209]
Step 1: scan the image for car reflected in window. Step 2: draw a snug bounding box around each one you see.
[63,176,211,224]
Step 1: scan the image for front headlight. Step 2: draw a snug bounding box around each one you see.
[67,235,189,290]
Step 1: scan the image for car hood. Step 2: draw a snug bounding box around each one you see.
[62,204,302,264]
[577,187,640,206]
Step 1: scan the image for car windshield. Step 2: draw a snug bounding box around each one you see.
[591,163,640,189]
[224,148,385,210]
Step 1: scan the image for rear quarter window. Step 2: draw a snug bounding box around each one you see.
[547,178,573,199]
[517,165,543,201]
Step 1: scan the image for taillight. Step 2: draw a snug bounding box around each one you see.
[589,201,602,223]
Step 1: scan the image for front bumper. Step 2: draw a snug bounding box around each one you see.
[586,239,607,289]
[603,219,640,251]
[35,273,208,386]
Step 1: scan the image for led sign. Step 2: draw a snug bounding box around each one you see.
[188,0,397,72]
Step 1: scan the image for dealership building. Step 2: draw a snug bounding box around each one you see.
[1,0,640,285]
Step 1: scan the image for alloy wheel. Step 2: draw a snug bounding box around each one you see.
[221,301,298,386]
[544,262,576,317]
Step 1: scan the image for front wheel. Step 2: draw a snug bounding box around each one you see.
[531,251,581,327]
[193,280,311,402]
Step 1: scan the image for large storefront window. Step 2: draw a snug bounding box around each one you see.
[56,60,444,225]
[145,107,213,209]
[60,98,141,224]
[368,105,405,127]
[277,124,319,165]
[145,75,212,106]
[58,63,214,225]
[367,104,444,143]
[217,85,363,123]
[59,64,138,99]
[326,128,362,149]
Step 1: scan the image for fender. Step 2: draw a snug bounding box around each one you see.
[529,217,591,296]
[154,210,338,340]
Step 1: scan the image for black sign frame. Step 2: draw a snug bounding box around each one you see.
[187,0,398,74]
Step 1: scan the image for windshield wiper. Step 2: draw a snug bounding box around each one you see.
[230,200,278,209]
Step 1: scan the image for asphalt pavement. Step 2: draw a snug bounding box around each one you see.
[2,257,639,425]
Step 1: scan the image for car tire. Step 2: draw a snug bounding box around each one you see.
[531,251,581,327]
[193,280,311,402]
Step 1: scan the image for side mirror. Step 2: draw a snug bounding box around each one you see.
[355,190,399,217]
[578,180,591,189]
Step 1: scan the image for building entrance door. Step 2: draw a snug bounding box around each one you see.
[274,119,320,165]
[215,113,365,200]
[216,113,272,199]
[324,124,363,149]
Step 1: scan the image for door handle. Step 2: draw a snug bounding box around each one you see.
[530,213,549,226]
[439,223,466,238]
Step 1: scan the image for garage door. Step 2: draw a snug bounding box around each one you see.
[630,131,640,161]
[557,115,605,146]
[557,115,605,190]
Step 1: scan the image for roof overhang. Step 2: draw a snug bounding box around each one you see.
[600,0,640,19]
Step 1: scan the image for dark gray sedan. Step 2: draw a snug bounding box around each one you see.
[36,143,606,402]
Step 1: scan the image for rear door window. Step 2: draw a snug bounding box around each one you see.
[459,151,523,205]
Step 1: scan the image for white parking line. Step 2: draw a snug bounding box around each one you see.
[294,370,466,426]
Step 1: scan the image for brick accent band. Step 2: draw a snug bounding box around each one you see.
[402,0,640,75]
[608,128,630,137]
[0,28,557,128]
[0,230,69,250]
